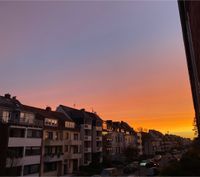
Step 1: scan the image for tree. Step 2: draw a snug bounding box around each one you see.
[193,116,198,137]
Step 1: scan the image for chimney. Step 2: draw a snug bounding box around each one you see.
[4,93,11,99]
[80,108,85,112]
[12,96,16,100]
[46,106,52,111]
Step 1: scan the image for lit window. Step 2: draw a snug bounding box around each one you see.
[65,121,75,128]
[45,118,58,127]
[2,111,10,123]
[20,112,34,124]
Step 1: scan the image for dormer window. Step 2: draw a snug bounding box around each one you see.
[45,118,58,127]
[2,111,10,123]
[20,112,34,124]
[65,121,75,128]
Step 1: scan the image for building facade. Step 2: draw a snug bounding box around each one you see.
[0,94,43,176]
[102,120,139,161]
[0,94,82,176]
[57,105,103,166]
[178,1,200,137]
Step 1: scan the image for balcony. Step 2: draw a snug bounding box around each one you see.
[96,147,102,152]
[0,117,43,128]
[96,126,102,131]
[84,147,92,153]
[64,153,81,159]
[8,137,41,147]
[44,153,64,162]
[96,136,102,141]
[44,139,63,146]
[6,157,23,167]
[24,155,41,165]
[84,124,92,130]
[64,139,81,145]
[84,135,91,141]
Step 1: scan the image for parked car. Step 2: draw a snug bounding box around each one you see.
[147,167,159,176]
[101,168,119,176]
[146,161,159,168]
[140,160,149,167]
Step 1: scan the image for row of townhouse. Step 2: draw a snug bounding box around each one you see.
[141,130,191,156]
[0,94,103,176]
[102,120,143,161]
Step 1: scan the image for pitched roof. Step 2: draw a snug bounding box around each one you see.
[0,95,21,109]
[22,105,73,122]
[59,105,92,124]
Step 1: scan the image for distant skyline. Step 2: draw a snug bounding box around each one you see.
[0,1,194,138]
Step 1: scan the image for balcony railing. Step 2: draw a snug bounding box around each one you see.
[84,124,92,129]
[64,153,81,159]
[44,139,63,146]
[84,135,92,141]
[96,136,102,141]
[44,153,64,162]
[64,139,81,145]
[0,117,43,128]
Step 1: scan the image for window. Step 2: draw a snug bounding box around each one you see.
[23,164,39,175]
[74,133,78,140]
[9,128,25,137]
[45,118,58,127]
[27,129,42,138]
[7,147,23,158]
[25,147,40,156]
[44,162,57,172]
[96,131,102,136]
[45,131,53,140]
[2,111,10,123]
[20,112,34,124]
[65,132,69,140]
[73,146,79,154]
[65,145,68,152]
[65,121,75,128]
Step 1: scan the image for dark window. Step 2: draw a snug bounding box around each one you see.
[7,147,23,158]
[27,129,42,138]
[25,147,40,156]
[9,128,25,137]
[65,145,68,152]
[23,164,39,175]
[5,166,21,176]
[73,146,79,154]
[44,162,57,172]
[74,133,78,140]
[96,131,102,136]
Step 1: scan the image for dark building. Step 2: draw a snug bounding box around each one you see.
[178,1,200,137]
[57,105,103,166]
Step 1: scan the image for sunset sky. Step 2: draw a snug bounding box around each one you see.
[0,1,194,138]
